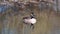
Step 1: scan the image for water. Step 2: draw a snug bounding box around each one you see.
[0,5,10,13]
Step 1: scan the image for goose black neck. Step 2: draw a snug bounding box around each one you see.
[31,16,35,19]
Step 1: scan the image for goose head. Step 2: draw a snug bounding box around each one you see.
[30,12,35,19]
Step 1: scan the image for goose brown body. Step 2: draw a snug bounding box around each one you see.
[23,18,36,24]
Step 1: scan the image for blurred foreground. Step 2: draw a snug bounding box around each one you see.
[0,0,60,34]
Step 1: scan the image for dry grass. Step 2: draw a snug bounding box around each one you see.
[0,9,60,34]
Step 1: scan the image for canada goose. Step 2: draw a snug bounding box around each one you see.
[23,12,36,29]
